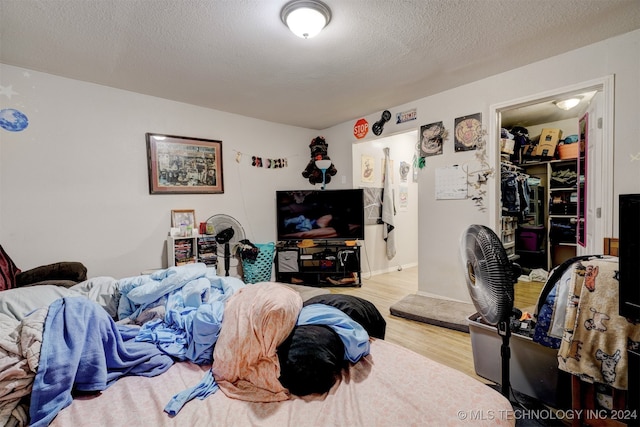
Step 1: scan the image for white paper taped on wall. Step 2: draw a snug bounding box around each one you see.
[435,165,467,200]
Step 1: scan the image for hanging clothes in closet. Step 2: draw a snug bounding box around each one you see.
[501,163,530,221]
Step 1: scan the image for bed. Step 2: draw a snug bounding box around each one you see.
[1,264,514,427]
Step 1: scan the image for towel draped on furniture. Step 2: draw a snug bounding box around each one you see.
[557,257,640,390]
[533,255,607,349]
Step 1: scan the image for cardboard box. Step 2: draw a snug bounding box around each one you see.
[468,313,560,406]
[535,128,563,157]
[522,144,537,158]
[552,244,576,266]
[500,138,515,154]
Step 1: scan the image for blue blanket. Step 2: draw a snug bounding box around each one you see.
[298,304,370,362]
[29,297,174,427]
[130,266,239,364]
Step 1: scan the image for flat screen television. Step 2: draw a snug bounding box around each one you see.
[619,193,640,320]
[276,189,364,242]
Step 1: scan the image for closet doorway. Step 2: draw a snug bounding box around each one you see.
[488,76,614,272]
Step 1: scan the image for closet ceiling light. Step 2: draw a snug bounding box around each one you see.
[281,0,331,39]
[554,97,581,111]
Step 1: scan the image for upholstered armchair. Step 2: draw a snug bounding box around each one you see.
[0,245,87,291]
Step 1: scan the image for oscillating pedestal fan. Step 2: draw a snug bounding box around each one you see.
[460,224,520,398]
[205,214,246,276]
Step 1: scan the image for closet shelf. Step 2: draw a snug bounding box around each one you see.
[550,186,576,190]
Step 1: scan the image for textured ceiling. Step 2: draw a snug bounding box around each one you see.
[1,0,639,130]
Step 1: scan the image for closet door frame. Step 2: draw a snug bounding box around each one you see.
[488,76,614,262]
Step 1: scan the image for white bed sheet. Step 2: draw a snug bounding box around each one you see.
[51,339,514,427]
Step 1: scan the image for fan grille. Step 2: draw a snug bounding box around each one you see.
[205,215,245,243]
[461,225,514,325]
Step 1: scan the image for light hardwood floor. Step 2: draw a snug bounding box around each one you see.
[328,267,544,383]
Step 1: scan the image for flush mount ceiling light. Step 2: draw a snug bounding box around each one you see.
[554,97,582,111]
[281,0,331,39]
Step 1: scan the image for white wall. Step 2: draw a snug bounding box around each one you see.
[352,131,419,275]
[0,64,411,279]
[527,118,579,141]
[2,29,638,294]
[324,29,640,302]
[0,65,320,278]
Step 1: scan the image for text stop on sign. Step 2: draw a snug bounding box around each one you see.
[354,118,369,139]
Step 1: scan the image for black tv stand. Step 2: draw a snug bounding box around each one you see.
[275,241,362,287]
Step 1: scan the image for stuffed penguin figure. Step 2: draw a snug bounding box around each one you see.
[301,136,337,185]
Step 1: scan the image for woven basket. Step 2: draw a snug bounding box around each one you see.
[241,242,275,284]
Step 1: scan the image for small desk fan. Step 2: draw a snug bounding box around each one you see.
[205,214,245,276]
[460,224,520,398]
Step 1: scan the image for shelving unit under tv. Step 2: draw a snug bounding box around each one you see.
[275,241,361,287]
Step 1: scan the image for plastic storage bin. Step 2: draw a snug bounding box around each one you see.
[517,226,545,251]
[468,313,560,406]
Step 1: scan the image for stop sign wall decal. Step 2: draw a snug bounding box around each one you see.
[353,118,368,139]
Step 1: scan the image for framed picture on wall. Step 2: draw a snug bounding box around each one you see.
[419,121,445,157]
[454,113,482,152]
[361,154,374,183]
[171,209,196,229]
[146,133,224,194]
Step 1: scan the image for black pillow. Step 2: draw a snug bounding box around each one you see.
[277,324,345,396]
[304,294,386,339]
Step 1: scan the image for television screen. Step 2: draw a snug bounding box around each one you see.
[276,189,364,242]
[619,193,640,320]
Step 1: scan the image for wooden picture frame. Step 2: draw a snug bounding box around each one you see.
[171,209,196,229]
[146,133,223,194]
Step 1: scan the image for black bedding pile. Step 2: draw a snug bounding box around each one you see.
[277,325,345,396]
[277,294,386,396]
[304,294,386,339]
